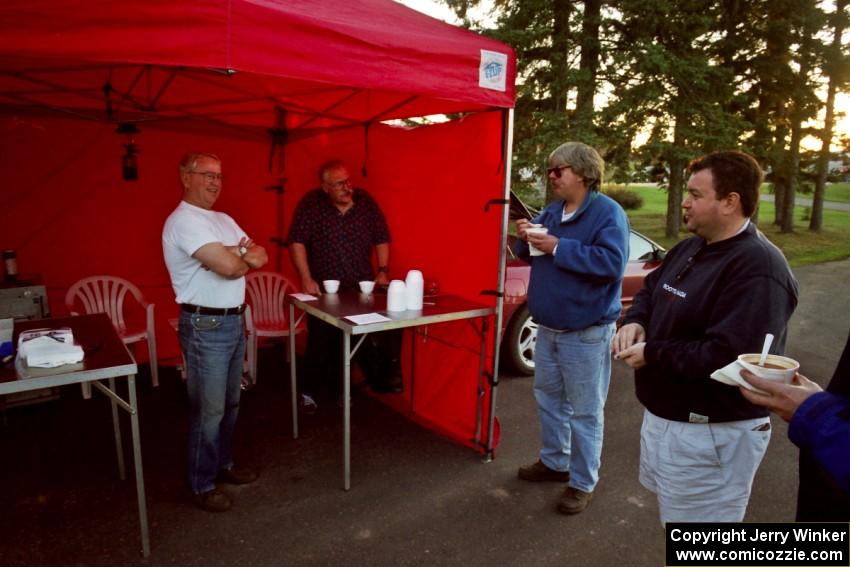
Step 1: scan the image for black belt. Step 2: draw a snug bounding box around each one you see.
[180,303,246,316]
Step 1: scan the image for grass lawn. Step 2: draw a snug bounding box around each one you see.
[754,182,850,203]
[824,182,850,204]
[621,185,850,267]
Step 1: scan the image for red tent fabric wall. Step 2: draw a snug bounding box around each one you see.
[0,0,514,454]
[0,115,279,359]
[0,0,516,125]
[280,112,505,450]
[0,110,504,451]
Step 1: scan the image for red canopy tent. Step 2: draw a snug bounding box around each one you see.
[0,0,516,456]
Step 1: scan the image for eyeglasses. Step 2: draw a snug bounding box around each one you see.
[190,171,224,182]
[547,165,572,178]
[675,254,696,281]
[675,245,705,281]
[326,177,352,190]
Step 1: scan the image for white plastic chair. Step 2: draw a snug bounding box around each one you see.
[65,275,159,387]
[244,271,303,385]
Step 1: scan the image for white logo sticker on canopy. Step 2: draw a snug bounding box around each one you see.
[479,50,508,92]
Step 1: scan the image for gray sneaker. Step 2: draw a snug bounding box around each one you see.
[557,487,593,515]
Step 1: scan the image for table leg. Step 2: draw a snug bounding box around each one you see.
[108,377,126,481]
[343,331,351,491]
[127,374,150,558]
[289,302,298,439]
[473,318,488,445]
[484,317,497,463]
[410,328,416,412]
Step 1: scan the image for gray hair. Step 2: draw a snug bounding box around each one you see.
[548,142,605,188]
[318,159,347,183]
[179,152,220,175]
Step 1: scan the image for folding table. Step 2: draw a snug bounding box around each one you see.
[288,292,496,490]
[0,313,149,557]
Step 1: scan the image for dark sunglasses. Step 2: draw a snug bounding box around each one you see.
[547,164,572,178]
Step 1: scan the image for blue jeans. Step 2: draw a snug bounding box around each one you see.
[534,323,615,493]
[179,311,246,494]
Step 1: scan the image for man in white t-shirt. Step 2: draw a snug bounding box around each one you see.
[162,152,268,513]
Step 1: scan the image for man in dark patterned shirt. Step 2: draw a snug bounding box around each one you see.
[288,160,399,410]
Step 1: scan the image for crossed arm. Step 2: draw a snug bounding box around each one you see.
[193,236,268,279]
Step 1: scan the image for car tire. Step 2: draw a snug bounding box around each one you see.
[502,304,536,376]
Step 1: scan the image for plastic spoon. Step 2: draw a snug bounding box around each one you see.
[758,333,774,367]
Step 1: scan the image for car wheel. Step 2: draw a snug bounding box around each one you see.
[502,304,536,376]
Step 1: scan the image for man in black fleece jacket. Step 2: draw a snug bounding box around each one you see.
[612,150,798,523]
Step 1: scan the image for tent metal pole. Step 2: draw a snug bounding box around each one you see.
[269,108,288,272]
[484,107,514,461]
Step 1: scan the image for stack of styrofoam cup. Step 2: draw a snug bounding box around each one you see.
[405,270,424,310]
[387,280,407,311]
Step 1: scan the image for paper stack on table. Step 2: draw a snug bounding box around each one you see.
[345,313,392,325]
[17,327,84,368]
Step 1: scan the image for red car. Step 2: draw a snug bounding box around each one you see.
[500,196,665,375]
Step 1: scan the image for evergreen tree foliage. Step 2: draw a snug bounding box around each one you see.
[440,0,845,235]
[811,0,850,231]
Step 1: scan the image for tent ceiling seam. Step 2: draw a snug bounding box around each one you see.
[366,95,419,123]
[109,66,147,117]
[0,93,103,122]
[180,69,363,126]
[1,66,505,131]
[145,68,180,111]
[293,89,364,130]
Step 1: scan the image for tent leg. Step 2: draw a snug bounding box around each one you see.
[289,303,303,439]
[409,328,416,412]
[343,331,352,491]
[483,108,514,462]
[473,318,488,445]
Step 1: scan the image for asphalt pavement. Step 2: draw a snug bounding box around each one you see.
[1,258,849,567]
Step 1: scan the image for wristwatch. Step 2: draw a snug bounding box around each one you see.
[238,245,248,258]
[378,266,389,274]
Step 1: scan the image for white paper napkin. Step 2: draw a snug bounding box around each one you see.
[19,335,84,368]
[345,313,392,325]
[710,360,765,393]
[290,293,318,301]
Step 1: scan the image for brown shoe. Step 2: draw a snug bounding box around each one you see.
[217,465,259,485]
[557,487,593,515]
[193,488,232,513]
[517,460,570,482]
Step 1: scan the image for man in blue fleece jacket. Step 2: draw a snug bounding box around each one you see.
[514,142,629,515]
[613,150,798,523]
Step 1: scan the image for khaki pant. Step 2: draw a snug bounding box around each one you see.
[639,409,771,524]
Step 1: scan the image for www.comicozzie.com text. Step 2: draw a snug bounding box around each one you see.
[670,526,847,546]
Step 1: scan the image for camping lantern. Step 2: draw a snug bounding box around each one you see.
[116,123,140,181]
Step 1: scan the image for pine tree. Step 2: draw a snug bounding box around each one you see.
[441,0,838,235]
[603,0,743,237]
[443,0,604,204]
[811,0,849,232]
